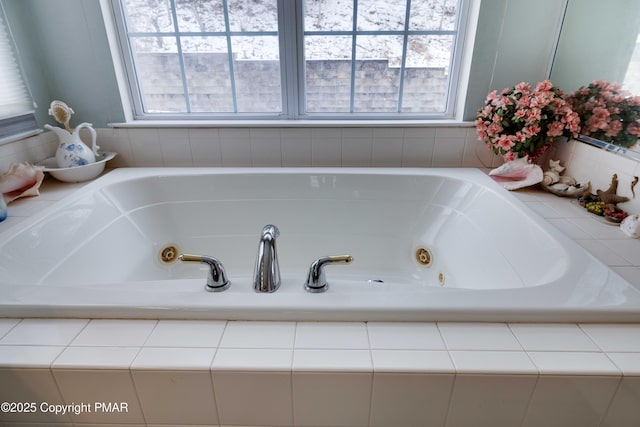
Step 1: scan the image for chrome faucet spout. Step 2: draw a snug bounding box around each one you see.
[253,224,280,293]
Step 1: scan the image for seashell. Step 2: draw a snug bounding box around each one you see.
[558,175,577,186]
[542,171,559,186]
[0,162,45,203]
[548,159,565,174]
[488,156,543,190]
[621,214,640,238]
[550,183,569,191]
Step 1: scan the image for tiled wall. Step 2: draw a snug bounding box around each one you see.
[548,138,640,214]
[0,125,500,174]
[1,319,640,427]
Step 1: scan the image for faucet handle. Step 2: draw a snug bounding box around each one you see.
[304,255,353,293]
[179,253,231,292]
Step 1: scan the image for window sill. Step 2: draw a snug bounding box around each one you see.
[0,129,42,146]
[108,119,475,129]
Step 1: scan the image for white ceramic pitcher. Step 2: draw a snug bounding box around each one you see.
[45,123,100,168]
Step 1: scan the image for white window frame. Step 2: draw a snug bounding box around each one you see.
[108,0,470,121]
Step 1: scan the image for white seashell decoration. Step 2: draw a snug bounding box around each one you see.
[621,215,640,238]
[0,162,45,203]
[558,175,577,186]
[542,170,559,186]
[488,156,543,190]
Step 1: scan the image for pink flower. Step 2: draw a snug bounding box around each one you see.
[503,151,518,162]
[496,135,515,151]
[486,90,498,103]
[526,108,541,122]
[587,107,610,131]
[535,80,553,92]
[487,122,503,137]
[605,120,623,137]
[477,79,584,159]
[514,82,530,93]
[547,121,565,137]
[629,123,640,136]
[523,124,541,138]
[565,80,640,147]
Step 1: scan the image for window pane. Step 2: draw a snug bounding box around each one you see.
[357,0,407,31]
[305,35,352,113]
[304,0,353,31]
[123,0,175,32]
[131,37,186,113]
[116,0,466,118]
[354,35,403,112]
[409,0,459,31]
[231,36,282,112]
[228,0,278,32]
[183,37,234,112]
[401,35,452,112]
[175,0,226,32]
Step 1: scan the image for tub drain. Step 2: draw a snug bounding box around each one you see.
[415,247,433,267]
[159,244,180,264]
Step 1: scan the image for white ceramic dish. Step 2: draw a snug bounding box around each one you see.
[38,152,117,182]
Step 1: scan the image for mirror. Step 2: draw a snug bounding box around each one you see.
[550,0,640,159]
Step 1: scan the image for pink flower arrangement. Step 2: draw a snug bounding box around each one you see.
[565,80,640,148]
[476,80,580,162]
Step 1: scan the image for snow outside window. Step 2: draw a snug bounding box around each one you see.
[112,0,467,120]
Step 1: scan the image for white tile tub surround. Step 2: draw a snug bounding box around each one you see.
[1,320,640,426]
[132,348,218,425]
[3,146,640,425]
[0,124,496,174]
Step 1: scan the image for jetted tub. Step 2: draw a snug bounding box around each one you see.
[1,167,639,322]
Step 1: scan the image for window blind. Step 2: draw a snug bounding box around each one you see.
[0,1,36,143]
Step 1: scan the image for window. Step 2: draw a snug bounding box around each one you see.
[111,0,467,120]
[0,2,37,143]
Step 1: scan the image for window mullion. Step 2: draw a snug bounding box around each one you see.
[278,0,301,119]
[168,0,192,113]
[397,0,412,113]
[222,0,238,113]
[348,0,359,113]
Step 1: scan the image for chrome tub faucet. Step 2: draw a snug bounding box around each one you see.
[304,255,353,293]
[179,254,231,292]
[253,224,280,293]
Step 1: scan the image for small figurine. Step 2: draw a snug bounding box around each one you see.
[541,159,589,197]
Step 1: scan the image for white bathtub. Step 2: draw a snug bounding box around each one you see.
[1,167,639,321]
